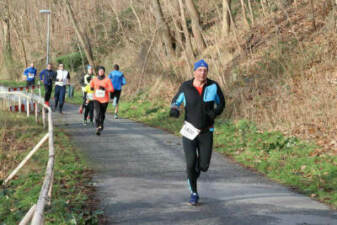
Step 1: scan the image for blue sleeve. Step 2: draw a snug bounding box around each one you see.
[39,70,45,80]
[108,72,113,80]
[171,85,185,107]
[33,68,37,75]
[23,68,29,76]
[122,75,126,85]
[214,83,225,116]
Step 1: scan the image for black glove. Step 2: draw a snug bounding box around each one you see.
[169,108,180,118]
[90,87,94,91]
[207,110,216,120]
[99,86,105,90]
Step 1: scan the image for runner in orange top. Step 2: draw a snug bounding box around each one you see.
[90,66,114,135]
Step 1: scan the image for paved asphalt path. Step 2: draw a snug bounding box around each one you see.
[54,103,337,225]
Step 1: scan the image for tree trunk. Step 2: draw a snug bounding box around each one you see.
[260,0,267,17]
[185,0,206,51]
[130,0,143,32]
[178,0,195,64]
[64,0,96,73]
[310,0,316,31]
[152,0,176,57]
[0,0,14,79]
[167,0,184,55]
[240,0,250,28]
[247,0,255,26]
[13,21,28,67]
[222,0,232,36]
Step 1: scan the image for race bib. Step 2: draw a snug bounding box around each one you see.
[87,93,94,100]
[95,89,105,98]
[180,121,200,140]
[28,74,35,79]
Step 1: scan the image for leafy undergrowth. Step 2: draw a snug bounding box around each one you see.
[0,111,103,224]
[117,95,337,209]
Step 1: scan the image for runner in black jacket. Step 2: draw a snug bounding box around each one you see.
[170,59,225,205]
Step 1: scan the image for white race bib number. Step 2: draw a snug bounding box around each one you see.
[95,89,105,98]
[87,93,94,100]
[180,121,200,140]
[28,74,34,79]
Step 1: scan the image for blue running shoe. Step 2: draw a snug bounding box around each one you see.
[189,193,199,206]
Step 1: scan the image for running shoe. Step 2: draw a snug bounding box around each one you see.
[83,120,88,126]
[114,114,118,119]
[96,127,101,136]
[189,193,199,206]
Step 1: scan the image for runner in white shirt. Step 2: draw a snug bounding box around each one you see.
[54,64,70,113]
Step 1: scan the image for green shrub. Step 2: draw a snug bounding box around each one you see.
[55,52,87,71]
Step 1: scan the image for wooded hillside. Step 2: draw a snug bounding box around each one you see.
[1,0,337,155]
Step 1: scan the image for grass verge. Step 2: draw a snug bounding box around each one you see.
[0,111,103,224]
[115,94,337,209]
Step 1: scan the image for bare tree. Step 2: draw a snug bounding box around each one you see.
[310,0,316,31]
[247,0,255,26]
[152,0,176,57]
[184,0,206,51]
[239,0,250,28]
[165,0,184,55]
[64,0,96,72]
[130,0,143,32]
[178,0,195,63]
[222,0,232,36]
[0,0,14,79]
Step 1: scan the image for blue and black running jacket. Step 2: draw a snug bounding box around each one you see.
[171,78,225,130]
[39,69,56,86]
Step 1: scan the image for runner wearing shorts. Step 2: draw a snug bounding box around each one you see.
[108,64,126,119]
[23,63,37,87]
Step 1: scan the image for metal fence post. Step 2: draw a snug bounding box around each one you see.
[42,106,46,128]
[26,97,29,117]
[35,102,38,122]
[19,96,22,113]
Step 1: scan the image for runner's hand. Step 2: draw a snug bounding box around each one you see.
[207,110,216,120]
[169,108,180,118]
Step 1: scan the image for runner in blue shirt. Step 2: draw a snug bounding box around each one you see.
[23,63,37,87]
[108,64,126,119]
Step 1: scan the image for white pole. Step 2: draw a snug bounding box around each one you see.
[19,96,22,112]
[26,97,30,117]
[4,133,49,185]
[35,102,38,122]
[19,204,36,225]
[31,107,54,225]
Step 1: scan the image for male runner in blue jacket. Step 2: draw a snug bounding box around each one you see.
[23,63,37,87]
[108,64,126,119]
[170,59,225,206]
[39,63,56,107]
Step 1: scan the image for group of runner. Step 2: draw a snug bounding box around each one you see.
[23,59,225,206]
[24,63,70,113]
[23,63,126,135]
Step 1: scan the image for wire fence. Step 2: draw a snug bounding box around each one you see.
[0,90,54,225]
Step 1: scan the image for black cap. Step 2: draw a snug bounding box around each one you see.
[97,66,105,72]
